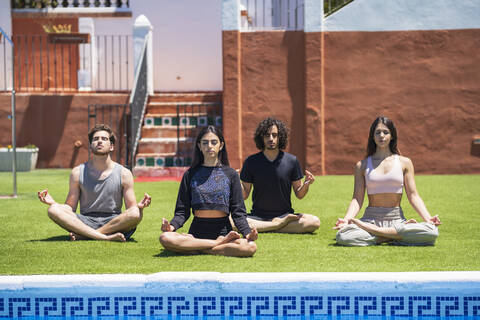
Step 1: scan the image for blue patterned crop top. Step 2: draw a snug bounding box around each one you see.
[190,166,231,213]
[170,165,251,237]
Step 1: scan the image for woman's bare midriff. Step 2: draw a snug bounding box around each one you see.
[194,210,227,218]
[367,193,402,208]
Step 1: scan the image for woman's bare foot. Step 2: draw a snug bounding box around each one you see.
[217,231,241,245]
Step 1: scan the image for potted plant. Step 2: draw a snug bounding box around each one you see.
[0,144,39,172]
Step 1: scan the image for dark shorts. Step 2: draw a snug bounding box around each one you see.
[77,212,136,240]
[247,213,300,221]
[188,216,232,240]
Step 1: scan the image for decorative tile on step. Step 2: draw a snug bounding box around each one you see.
[136,155,192,168]
[143,114,222,128]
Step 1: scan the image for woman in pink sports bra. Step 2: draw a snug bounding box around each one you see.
[334,116,441,246]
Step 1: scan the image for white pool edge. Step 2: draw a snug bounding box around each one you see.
[1,271,480,290]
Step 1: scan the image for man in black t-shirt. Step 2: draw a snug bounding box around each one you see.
[239,117,320,233]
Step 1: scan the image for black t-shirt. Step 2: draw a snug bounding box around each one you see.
[240,151,303,218]
[170,165,251,237]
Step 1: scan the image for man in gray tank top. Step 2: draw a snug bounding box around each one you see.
[37,124,151,242]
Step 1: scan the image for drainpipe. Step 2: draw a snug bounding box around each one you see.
[0,27,16,196]
[304,0,325,175]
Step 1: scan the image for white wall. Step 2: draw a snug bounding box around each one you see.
[94,0,223,92]
[325,0,480,31]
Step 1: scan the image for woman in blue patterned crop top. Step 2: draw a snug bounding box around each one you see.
[159,126,258,257]
[334,116,441,246]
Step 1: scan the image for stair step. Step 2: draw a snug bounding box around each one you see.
[139,137,192,143]
[145,112,209,118]
[149,91,222,103]
[135,154,193,168]
[133,91,222,178]
[133,166,189,179]
[136,152,177,157]
[141,127,198,139]
[137,138,194,154]
[143,114,222,127]
[147,102,221,115]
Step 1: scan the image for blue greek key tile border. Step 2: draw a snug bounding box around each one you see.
[1,295,479,317]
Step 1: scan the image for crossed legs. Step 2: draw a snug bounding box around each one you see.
[232,214,320,233]
[336,219,438,246]
[47,203,142,242]
[159,231,257,257]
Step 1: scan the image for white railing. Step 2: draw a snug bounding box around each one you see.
[240,0,305,31]
[11,0,130,9]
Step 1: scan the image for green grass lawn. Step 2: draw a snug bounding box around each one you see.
[0,170,479,275]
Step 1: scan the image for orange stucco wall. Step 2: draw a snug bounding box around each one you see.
[223,29,480,174]
[222,31,307,170]
[323,29,480,174]
[0,93,129,168]
[241,31,306,167]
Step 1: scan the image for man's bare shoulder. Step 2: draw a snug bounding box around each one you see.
[119,164,134,182]
[70,164,83,181]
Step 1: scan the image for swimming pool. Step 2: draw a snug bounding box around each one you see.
[1,272,479,318]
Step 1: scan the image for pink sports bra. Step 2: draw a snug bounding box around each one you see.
[365,155,404,195]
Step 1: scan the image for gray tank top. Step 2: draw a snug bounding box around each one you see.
[79,162,123,215]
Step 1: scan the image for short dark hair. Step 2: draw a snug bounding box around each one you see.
[366,116,400,157]
[191,126,229,168]
[88,124,116,145]
[254,117,289,150]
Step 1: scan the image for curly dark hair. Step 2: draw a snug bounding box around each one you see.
[254,117,289,150]
[88,124,116,145]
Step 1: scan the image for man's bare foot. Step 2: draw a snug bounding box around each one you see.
[272,214,301,228]
[69,232,88,241]
[217,231,241,245]
[105,232,126,242]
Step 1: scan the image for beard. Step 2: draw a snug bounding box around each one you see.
[265,143,278,150]
[91,148,111,156]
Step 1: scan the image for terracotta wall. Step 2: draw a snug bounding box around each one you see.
[0,93,129,168]
[323,29,480,174]
[12,17,80,91]
[223,31,307,169]
[224,29,480,174]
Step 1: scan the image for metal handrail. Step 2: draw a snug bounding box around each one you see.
[324,0,355,17]
[128,34,149,168]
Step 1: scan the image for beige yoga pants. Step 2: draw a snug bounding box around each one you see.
[336,207,439,246]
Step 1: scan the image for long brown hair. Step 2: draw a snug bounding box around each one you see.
[191,126,229,168]
[366,116,400,157]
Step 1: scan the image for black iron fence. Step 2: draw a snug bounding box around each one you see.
[175,102,223,161]
[0,34,132,92]
[88,103,131,166]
